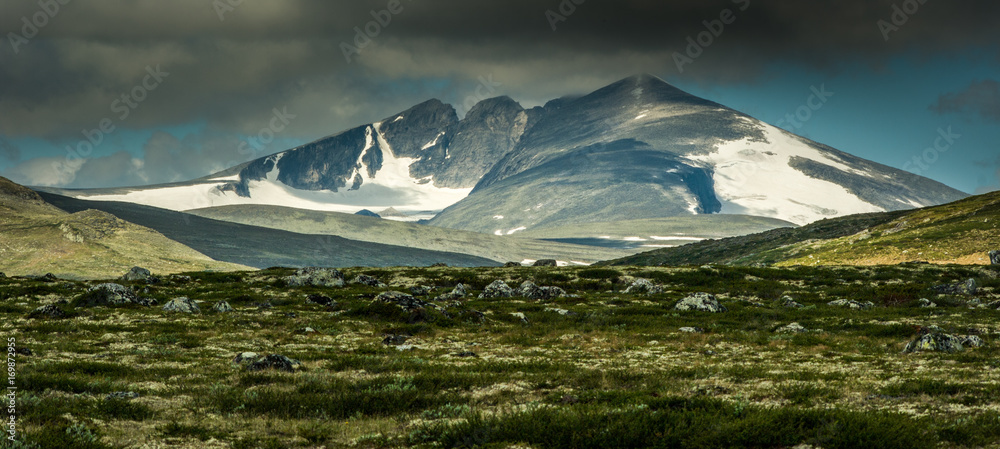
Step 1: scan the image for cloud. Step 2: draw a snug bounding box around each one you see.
[0,137,19,161]
[930,79,1000,123]
[2,157,84,187]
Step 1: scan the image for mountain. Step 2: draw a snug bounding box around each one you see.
[40,74,966,233]
[36,191,499,269]
[184,204,640,264]
[601,190,1000,267]
[0,177,250,279]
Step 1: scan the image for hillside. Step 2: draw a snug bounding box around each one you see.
[603,190,1000,267]
[185,205,637,264]
[0,177,250,279]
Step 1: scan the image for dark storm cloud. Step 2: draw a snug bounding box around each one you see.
[1,0,998,143]
[0,137,19,161]
[930,79,1000,123]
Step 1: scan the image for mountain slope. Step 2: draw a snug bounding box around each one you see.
[185,204,638,264]
[36,191,499,269]
[602,190,1000,267]
[0,177,250,279]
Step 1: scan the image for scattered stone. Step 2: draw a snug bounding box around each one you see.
[903,333,966,353]
[517,281,567,300]
[105,392,140,400]
[504,262,522,267]
[409,285,433,296]
[623,278,663,295]
[990,250,1000,265]
[27,304,67,319]
[533,259,557,267]
[479,280,515,299]
[351,275,387,288]
[212,301,233,313]
[544,307,575,316]
[306,294,335,306]
[283,267,345,288]
[453,351,478,358]
[299,327,317,334]
[79,283,155,307]
[775,322,808,333]
[435,283,469,301]
[245,354,300,372]
[674,293,727,313]
[162,297,200,314]
[827,299,875,310]
[679,327,705,333]
[374,291,430,311]
[232,352,259,364]
[382,335,409,346]
[917,298,937,308]
[510,312,529,324]
[959,335,984,348]
[777,295,804,308]
[932,278,978,296]
[121,266,158,283]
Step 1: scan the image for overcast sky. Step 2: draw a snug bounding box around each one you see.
[1,0,998,193]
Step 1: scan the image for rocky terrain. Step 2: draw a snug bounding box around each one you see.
[6,262,1000,448]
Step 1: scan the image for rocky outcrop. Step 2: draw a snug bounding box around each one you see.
[827,299,875,310]
[121,266,158,283]
[27,304,67,319]
[479,280,515,299]
[374,291,430,311]
[775,322,808,333]
[435,284,468,301]
[674,293,727,313]
[624,278,663,295]
[163,297,200,314]
[533,259,558,267]
[213,300,234,313]
[777,295,804,308]
[990,250,1000,265]
[244,354,300,372]
[351,275,387,288]
[903,333,966,353]
[517,281,566,300]
[284,267,345,288]
[77,283,155,307]
[932,279,978,296]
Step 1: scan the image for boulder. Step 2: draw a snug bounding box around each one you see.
[533,259,558,267]
[78,283,155,307]
[674,293,727,313]
[27,304,67,319]
[213,301,234,313]
[374,291,430,311]
[504,261,522,267]
[434,283,469,301]
[775,322,808,333]
[245,354,300,372]
[283,267,345,288]
[544,307,575,316]
[510,312,529,323]
[121,267,157,283]
[430,262,449,267]
[903,333,965,353]
[959,335,984,348]
[479,280,515,299]
[679,327,705,333]
[306,294,335,306]
[163,297,200,314]
[351,275,387,288]
[232,352,260,364]
[932,278,978,296]
[990,250,1000,265]
[105,392,140,401]
[777,295,804,308]
[917,298,937,308]
[382,335,409,346]
[409,285,433,296]
[624,278,663,295]
[827,299,875,310]
[517,281,567,300]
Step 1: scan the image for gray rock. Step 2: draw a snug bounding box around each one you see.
[27,304,67,319]
[533,259,558,267]
[827,299,875,310]
[517,281,567,300]
[374,291,430,311]
[121,266,157,283]
[674,293,727,313]
[434,283,469,301]
[777,295,804,308]
[917,298,937,308]
[163,297,200,314]
[624,278,663,295]
[351,275,387,288]
[959,335,984,348]
[932,278,978,296]
[383,335,409,346]
[510,312,529,323]
[232,352,259,364]
[306,294,335,307]
[544,307,575,316]
[213,301,234,313]
[105,391,140,400]
[903,333,965,353]
[479,280,515,299]
[409,285,433,296]
[504,261,523,267]
[80,283,155,307]
[245,354,300,372]
[775,322,808,333]
[284,267,345,288]
[990,250,1000,265]
[679,327,705,333]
